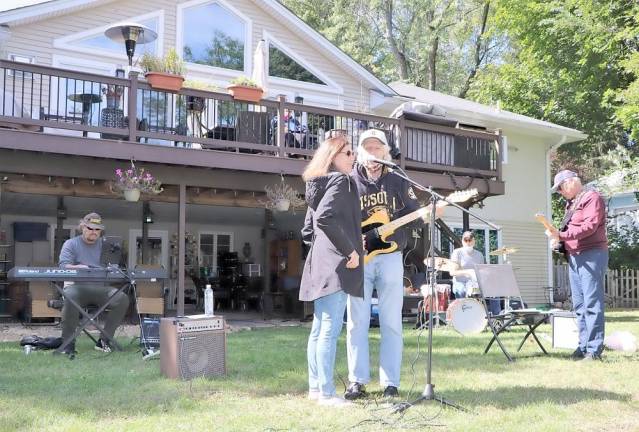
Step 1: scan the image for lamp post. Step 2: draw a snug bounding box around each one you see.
[105,22,158,67]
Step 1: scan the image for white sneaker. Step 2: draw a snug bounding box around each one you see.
[317,396,352,407]
[308,389,320,400]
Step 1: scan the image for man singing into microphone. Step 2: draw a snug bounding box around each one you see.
[345,128,423,399]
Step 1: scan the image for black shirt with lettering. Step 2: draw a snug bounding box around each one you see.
[351,163,422,252]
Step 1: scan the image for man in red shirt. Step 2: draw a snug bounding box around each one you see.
[546,170,608,361]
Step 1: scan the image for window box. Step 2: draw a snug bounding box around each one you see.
[145,72,185,93]
[227,84,264,103]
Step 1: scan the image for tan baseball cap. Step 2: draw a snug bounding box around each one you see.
[81,212,104,230]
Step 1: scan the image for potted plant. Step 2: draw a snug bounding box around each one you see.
[140,48,186,92]
[261,180,305,213]
[113,161,163,202]
[227,76,263,103]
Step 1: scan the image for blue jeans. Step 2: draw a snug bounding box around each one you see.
[346,252,403,388]
[307,290,347,397]
[568,248,608,356]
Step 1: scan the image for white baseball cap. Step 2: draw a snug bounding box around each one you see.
[358,129,389,148]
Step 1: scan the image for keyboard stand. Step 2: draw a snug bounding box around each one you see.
[54,271,133,355]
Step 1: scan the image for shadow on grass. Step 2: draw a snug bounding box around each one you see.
[440,385,631,409]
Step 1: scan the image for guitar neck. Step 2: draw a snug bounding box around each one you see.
[378,201,449,235]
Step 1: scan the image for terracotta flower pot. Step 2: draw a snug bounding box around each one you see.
[145,72,185,92]
[123,188,141,202]
[227,85,264,103]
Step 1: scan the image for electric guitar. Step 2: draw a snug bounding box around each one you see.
[534,213,566,254]
[362,189,478,264]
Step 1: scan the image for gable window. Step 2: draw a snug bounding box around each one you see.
[181,2,245,71]
[55,13,163,58]
[269,45,325,85]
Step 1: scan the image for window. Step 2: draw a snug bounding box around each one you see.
[181,2,245,71]
[439,227,500,264]
[74,18,159,55]
[268,45,325,85]
[199,232,233,272]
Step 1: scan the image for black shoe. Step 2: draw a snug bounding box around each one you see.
[94,338,113,353]
[580,352,602,362]
[383,386,399,398]
[570,348,585,361]
[59,341,77,359]
[344,382,366,400]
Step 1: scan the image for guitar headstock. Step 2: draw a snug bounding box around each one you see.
[446,188,479,204]
[534,213,548,223]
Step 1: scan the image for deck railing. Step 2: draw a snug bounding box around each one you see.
[0,59,502,179]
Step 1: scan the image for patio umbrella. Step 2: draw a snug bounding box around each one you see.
[251,39,268,93]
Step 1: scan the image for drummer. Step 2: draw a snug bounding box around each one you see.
[450,231,501,315]
[449,231,484,299]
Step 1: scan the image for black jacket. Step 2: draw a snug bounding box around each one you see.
[299,172,364,302]
[351,163,421,252]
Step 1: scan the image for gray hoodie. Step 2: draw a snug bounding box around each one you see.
[299,172,364,302]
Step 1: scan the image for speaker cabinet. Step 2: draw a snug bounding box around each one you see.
[160,315,226,380]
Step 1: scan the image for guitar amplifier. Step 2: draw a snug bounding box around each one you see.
[160,315,226,380]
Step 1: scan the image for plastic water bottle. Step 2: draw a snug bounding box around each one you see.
[204,284,214,316]
[23,345,33,355]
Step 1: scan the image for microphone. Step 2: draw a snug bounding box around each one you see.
[360,153,399,168]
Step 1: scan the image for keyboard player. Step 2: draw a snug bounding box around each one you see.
[58,212,129,355]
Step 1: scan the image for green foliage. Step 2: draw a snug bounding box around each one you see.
[229,76,259,88]
[139,48,186,76]
[608,223,639,269]
[182,80,220,92]
[282,0,501,95]
[469,0,638,176]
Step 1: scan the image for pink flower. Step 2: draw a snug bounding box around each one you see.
[115,169,122,176]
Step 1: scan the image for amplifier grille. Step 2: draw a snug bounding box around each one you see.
[177,330,226,380]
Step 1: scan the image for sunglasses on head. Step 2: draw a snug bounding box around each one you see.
[324,129,348,140]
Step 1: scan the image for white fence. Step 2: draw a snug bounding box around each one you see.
[554,265,639,308]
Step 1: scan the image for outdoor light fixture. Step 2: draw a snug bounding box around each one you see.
[105,22,157,67]
[143,202,154,224]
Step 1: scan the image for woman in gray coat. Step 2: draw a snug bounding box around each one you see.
[300,130,364,407]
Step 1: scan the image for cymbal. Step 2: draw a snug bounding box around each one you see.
[489,247,519,256]
[424,257,459,273]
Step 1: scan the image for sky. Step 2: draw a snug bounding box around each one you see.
[0,0,51,13]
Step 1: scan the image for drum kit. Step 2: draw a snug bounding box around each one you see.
[420,246,518,335]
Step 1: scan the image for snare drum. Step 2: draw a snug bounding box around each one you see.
[446,298,487,335]
[420,283,450,313]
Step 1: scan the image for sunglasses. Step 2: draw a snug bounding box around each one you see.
[339,149,354,157]
[85,227,102,232]
[324,129,348,140]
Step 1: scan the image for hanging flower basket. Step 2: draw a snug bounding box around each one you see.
[259,175,305,213]
[113,160,163,201]
[275,198,291,212]
[123,188,141,202]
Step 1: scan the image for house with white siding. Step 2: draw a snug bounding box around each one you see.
[0,0,584,321]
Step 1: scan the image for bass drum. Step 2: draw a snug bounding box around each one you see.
[446,298,487,335]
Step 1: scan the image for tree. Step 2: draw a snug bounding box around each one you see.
[282,0,502,97]
[468,0,639,177]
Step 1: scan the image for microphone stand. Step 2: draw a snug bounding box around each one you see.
[383,163,499,413]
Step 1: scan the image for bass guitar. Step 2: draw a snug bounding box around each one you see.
[362,189,478,264]
[534,213,565,254]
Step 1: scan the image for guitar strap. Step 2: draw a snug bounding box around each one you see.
[559,188,588,232]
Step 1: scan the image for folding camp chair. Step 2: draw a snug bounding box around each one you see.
[474,264,550,362]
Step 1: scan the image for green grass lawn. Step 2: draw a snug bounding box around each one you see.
[1,311,638,432]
